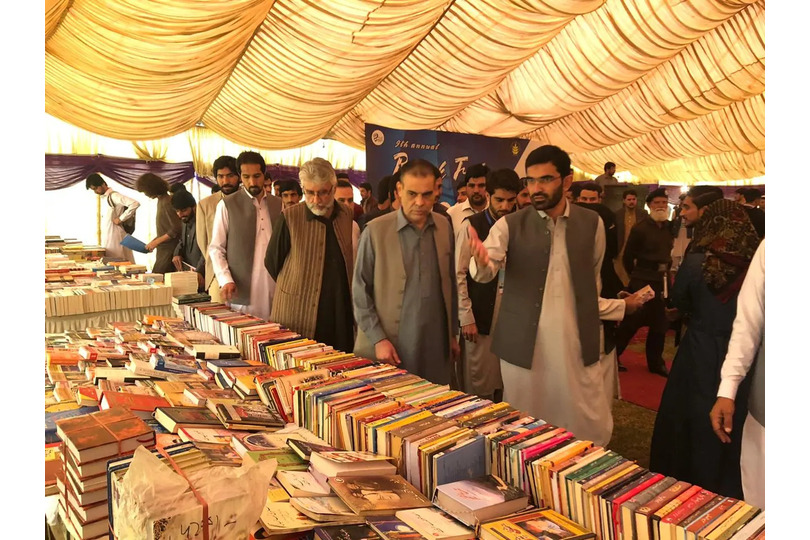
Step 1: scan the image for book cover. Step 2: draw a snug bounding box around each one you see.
[396,508,475,540]
[330,475,433,516]
[435,475,527,512]
[315,524,383,540]
[367,516,428,540]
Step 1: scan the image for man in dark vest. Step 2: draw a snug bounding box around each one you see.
[455,168,522,402]
[208,151,282,320]
[468,145,639,446]
[266,158,359,352]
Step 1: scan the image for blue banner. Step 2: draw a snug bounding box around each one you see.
[365,123,538,204]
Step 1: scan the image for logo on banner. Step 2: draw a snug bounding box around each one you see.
[511,142,520,155]
[371,130,385,146]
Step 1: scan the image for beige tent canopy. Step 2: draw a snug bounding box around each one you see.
[45,0,764,184]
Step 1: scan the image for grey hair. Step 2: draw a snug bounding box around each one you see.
[299,157,337,187]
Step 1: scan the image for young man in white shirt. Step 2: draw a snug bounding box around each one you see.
[85,174,140,263]
[447,164,489,232]
[208,151,282,320]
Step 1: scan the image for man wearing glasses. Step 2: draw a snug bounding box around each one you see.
[265,158,359,352]
[208,151,282,320]
[196,155,241,302]
[468,145,640,446]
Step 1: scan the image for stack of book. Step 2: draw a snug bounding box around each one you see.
[55,407,155,539]
[164,271,199,296]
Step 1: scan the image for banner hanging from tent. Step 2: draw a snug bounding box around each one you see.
[365,123,539,205]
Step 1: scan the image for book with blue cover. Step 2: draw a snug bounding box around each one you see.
[119,234,149,253]
[433,435,487,489]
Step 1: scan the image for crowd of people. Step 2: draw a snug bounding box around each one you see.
[86,147,765,509]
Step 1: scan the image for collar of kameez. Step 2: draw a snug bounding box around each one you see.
[396,206,436,231]
[305,201,342,222]
[536,199,571,220]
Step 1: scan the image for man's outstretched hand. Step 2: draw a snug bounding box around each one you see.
[469,225,490,268]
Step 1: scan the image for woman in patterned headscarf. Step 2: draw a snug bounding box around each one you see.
[650,196,761,499]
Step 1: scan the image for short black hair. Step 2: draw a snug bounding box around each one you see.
[277,179,302,196]
[580,181,602,195]
[211,185,222,194]
[686,185,724,209]
[336,179,353,189]
[389,171,401,202]
[646,188,669,205]
[622,189,638,199]
[604,161,616,172]
[376,175,392,204]
[455,177,468,191]
[525,145,571,178]
[171,189,196,210]
[465,164,490,182]
[735,187,747,195]
[399,159,441,181]
[569,183,583,200]
[359,182,372,192]
[212,155,237,178]
[336,172,350,180]
[236,151,266,175]
[742,188,762,203]
[486,169,522,196]
[169,183,186,194]
[85,173,105,190]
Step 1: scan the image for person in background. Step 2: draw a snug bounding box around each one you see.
[169,183,186,195]
[594,161,618,188]
[170,187,205,291]
[276,179,303,209]
[455,168,522,401]
[266,158,359,352]
[335,178,364,222]
[432,174,453,215]
[135,173,182,274]
[208,151,282,320]
[468,145,639,446]
[263,172,275,196]
[353,159,460,385]
[272,179,284,197]
[85,173,140,263]
[447,164,489,232]
[197,155,240,302]
[738,188,765,239]
[516,184,532,209]
[359,175,393,230]
[710,239,765,509]
[614,189,649,285]
[651,198,760,499]
[455,178,468,205]
[613,188,673,377]
[359,182,377,214]
[575,182,601,204]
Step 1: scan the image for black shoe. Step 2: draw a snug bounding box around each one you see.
[649,365,669,377]
[617,361,628,372]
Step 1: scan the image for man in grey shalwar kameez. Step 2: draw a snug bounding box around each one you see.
[353,159,460,385]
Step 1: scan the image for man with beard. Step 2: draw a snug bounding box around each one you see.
[354,159,460,385]
[468,145,638,446]
[276,179,303,209]
[455,168,521,401]
[265,158,359,351]
[615,189,649,284]
[516,184,532,209]
[208,151,282,320]
[170,187,205,291]
[197,155,241,302]
[359,182,377,214]
[447,164,489,232]
[613,188,674,377]
[335,178,364,222]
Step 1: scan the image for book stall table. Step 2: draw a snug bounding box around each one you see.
[44,302,764,540]
[46,304,179,333]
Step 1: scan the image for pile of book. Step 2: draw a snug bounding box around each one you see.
[54,407,155,539]
[43,304,765,540]
[164,270,199,296]
[46,236,106,259]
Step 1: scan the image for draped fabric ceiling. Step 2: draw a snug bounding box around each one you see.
[45,0,765,185]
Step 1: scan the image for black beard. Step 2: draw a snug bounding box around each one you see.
[470,193,486,205]
[247,185,263,197]
[220,184,239,195]
[531,182,564,211]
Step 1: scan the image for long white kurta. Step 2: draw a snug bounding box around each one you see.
[208,193,275,321]
[470,203,625,447]
[101,188,139,263]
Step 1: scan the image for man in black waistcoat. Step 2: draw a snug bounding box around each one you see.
[454,169,522,401]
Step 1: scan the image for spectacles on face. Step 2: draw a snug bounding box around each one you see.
[304,187,334,200]
[521,175,561,186]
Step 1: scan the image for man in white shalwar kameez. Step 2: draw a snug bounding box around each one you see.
[86,174,140,263]
[469,145,640,447]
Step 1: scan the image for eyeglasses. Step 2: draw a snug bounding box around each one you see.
[304,186,334,199]
[521,175,561,186]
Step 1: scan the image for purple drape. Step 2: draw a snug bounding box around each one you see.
[45,154,196,191]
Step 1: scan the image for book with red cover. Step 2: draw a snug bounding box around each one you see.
[611,473,664,538]
[55,407,155,464]
[99,391,170,418]
[684,497,737,538]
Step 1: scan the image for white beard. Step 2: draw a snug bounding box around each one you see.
[307,200,334,216]
[650,208,669,222]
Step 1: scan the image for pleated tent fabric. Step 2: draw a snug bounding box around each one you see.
[45,0,765,184]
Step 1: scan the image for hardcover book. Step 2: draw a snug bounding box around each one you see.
[329,475,433,516]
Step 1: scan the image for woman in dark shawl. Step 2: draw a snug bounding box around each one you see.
[649,197,761,498]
